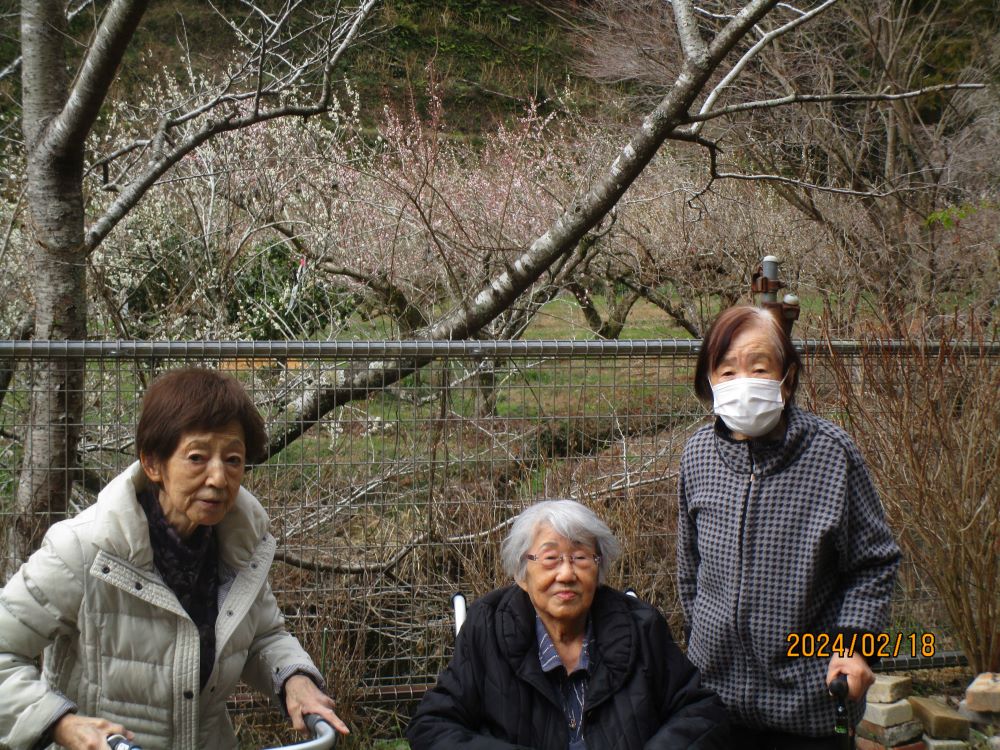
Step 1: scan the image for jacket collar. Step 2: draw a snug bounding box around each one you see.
[711,404,816,476]
[93,461,271,571]
[495,585,635,710]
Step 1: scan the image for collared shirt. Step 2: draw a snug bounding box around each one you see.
[536,615,592,750]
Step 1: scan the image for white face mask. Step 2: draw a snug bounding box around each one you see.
[711,377,785,437]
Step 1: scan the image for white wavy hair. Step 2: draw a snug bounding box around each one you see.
[500,499,621,583]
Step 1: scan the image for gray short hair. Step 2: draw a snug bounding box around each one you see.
[500,499,621,583]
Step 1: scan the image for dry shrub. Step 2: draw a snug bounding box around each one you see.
[817,317,1000,672]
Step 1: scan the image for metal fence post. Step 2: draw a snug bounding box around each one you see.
[752,254,800,336]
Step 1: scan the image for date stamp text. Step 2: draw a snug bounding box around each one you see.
[785,632,936,659]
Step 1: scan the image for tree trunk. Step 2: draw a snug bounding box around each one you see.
[5,0,373,577]
[7,61,88,577]
[5,0,145,576]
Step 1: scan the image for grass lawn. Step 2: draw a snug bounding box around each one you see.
[521,295,698,340]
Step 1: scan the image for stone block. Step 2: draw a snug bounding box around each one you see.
[869,676,914,704]
[922,737,967,750]
[958,699,1000,730]
[858,718,923,745]
[856,738,926,750]
[865,699,915,726]
[909,697,970,740]
[966,674,1000,713]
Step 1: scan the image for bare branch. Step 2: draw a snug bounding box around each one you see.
[84,139,151,183]
[275,533,429,575]
[671,0,709,67]
[83,0,379,251]
[262,0,784,459]
[320,262,430,333]
[615,276,701,337]
[711,169,892,197]
[688,133,895,198]
[689,0,837,136]
[274,517,516,575]
[705,0,783,64]
[50,0,150,153]
[687,82,986,124]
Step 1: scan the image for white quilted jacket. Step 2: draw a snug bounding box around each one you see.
[0,462,319,750]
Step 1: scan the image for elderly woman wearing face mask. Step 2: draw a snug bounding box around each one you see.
[0,368,347,750]
[407,499,731,750]
[677,306,901,750]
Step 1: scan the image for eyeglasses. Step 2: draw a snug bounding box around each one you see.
[524,552,601,571]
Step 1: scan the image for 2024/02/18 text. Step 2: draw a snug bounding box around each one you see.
[785,632,936,659]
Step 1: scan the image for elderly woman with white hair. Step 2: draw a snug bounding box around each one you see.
[406,499,730,750]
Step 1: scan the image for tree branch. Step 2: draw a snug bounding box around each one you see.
[705,0,784,64]
[320,262,430,333]
[688,0,838,136]
[50,0,150,153]
[671,0,709,67]
[83,0,378,251]
[274,517,515,575]
[261,0,783,460]
[275,533,429,575]
[682,130,897,199]
[686,83,985,124]
[615,276,701,337]
[566,280,606,335]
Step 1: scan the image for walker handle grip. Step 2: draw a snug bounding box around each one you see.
[107,734,143,750]
[829,673,849,701]
[304,714,324,735]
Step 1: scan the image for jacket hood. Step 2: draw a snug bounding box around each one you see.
[92,461,270,571]
[711,404,817,477]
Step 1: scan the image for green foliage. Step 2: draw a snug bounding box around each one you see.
[924,201,991,230]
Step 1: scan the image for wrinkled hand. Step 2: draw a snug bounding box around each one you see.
[284,674,350,736]
[53,713,133,750]
[827,652,875,702]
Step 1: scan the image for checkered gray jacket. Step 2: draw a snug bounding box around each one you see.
[677,405,901,737]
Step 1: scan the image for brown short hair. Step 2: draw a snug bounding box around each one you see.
[693,306,802,404]
[136,368,268,464]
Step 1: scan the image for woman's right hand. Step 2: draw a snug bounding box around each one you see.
[53,713,134,750]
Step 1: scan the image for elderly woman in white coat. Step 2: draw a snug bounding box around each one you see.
[0,368,348,750]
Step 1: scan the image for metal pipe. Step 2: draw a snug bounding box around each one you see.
[0,339,995,358]
[760,255,780,303]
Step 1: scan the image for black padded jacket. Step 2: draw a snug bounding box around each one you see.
[406,585,731,750]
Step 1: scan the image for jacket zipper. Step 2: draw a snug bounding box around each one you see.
[733,443,756,721]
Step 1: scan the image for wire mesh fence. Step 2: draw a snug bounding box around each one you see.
[0,339,991,741]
